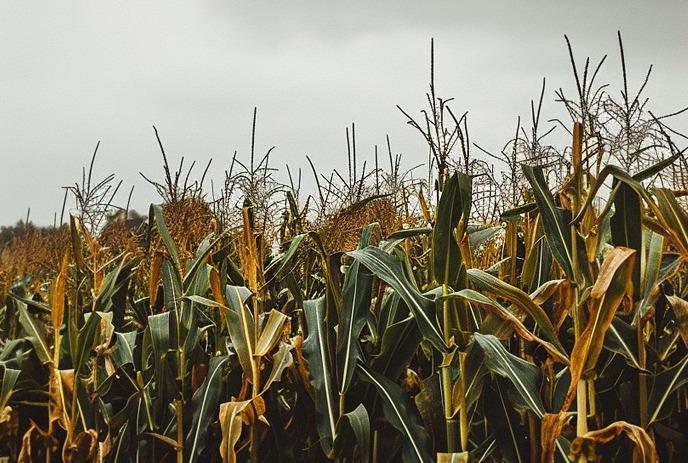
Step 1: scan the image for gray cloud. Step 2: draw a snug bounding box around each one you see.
[1,0,687,225]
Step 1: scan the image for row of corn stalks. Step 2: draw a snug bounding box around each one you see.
[2,38,688,463]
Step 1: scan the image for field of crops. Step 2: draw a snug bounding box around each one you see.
[1,36,688,462]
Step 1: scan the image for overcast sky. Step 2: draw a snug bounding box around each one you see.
[1,1,687,225]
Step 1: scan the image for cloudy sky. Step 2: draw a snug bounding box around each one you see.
[1,0,687,225]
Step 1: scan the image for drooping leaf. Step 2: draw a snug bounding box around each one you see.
[653,188,688,257]
[218,398,263,463]
[446,289,567,363]
[467,269,566,359]
[473,332,545,417]
[572,163,666,227]
[348,246,446,352]
[540,413,572,463]
[562,247,636,412]
[569,421,657,463]
[666,295,688,347]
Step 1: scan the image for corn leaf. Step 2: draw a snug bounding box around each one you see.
[302,296,337,454]
[223,285,255,377]
[432,171,471,287]
[349,246,446,352]
[648,354,688,424]
[186,355,230,462]
[522,165,575,279]
[357,363,433,463]
[333,403,370,463]
[445,289,568,363]
[337,224,376,394]
[466,269,566,359]
[473,333,546,418]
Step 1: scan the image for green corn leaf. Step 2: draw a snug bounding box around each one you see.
[371,315,422,380]
[265,233,308,275]
[484,380,527,463]
[611,181,642,298]
[337,260,372,393]
[654,188,688,256]
[357,363,433,463]
[149,203,181,272]
[386,227,432,240]
[522,165,575,279]
[302,296,338,454]
[148,312,172,373]
[468,225,503,252]
[648,354,688,424]
[500,201,538,220]
[334,403,370,463]
[186,355,230,462]
[521,235,553,292]
[15,299,51,364]
[0,365,20,409]
[348,246,446,352]
[74,311,104,376]
[93,257,132,313]
[146,311,177,406]
[162,259,182,312]
[183,232,226,290]
[337,224,376,394]
[603,317,642,370]
[183,294,224,308]
[223,285,255,376]
[473,332,546,417]
[110,331,137,369]
[638,231,665,317]
[432,171,471,287]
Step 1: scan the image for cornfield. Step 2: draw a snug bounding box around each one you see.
[1,35,688,462]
